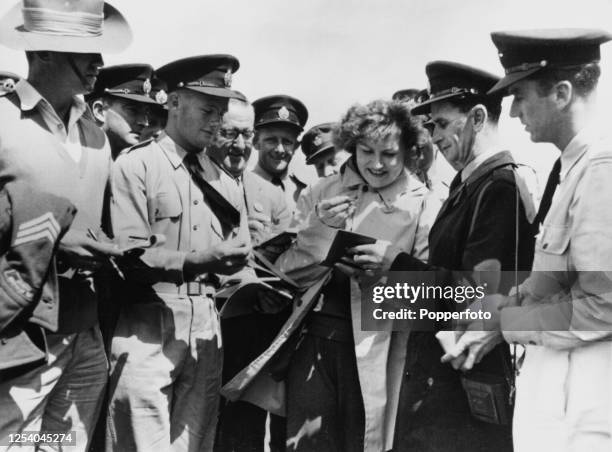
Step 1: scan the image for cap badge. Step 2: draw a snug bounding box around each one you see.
[224,69,233,88]
[278,106,290,120]
[313,135,322,146]
[155,89,168,105]
[143,78,152,95]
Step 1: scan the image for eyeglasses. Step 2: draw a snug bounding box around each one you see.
[219,128,255,140]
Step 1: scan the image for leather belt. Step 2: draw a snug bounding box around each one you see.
[154,281,216,297]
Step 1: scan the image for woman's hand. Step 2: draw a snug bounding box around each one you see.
[315,195,355,228]
[346,240,403,275]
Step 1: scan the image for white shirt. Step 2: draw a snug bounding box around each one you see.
[14,79,88,163]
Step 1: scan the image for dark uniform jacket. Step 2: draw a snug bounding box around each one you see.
[0,181,75,372]
[391,151,535,452]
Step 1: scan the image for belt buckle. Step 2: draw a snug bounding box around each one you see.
[187,282,202,296]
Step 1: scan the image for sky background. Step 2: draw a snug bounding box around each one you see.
[2,0,612,189]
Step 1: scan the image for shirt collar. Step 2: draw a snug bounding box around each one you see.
[461,150,515,188]
[461,148,504,182]
[14,79,42,111]
[158,132,219,179]
[559,128,595,182]
[157,132,189,169]
[253,163,289,183]
[15,79,87,120]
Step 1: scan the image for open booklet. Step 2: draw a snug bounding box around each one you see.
[320,229,377,269]
[218,229,377,318]
[217,246,301,319]
[253,230,297,263]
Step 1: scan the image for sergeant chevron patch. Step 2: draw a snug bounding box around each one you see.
[13,212,60,247]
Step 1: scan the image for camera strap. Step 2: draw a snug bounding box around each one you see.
[469,164,524,406]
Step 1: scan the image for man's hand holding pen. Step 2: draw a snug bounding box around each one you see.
[57,228,124,275]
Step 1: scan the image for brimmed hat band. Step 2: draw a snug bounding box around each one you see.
[178,81,222,88]
[430,86,480,99]
[23,7,103,37]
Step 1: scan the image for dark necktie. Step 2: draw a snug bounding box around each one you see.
[270,176,285,191]
[533,158,561,229]
[449,170,463,193]
[183,153,240,235]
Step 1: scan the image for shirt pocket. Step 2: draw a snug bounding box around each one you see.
[534,224,570,271]
[151,192,182,223]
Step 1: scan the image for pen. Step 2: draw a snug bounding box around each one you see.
[87,228,125,280]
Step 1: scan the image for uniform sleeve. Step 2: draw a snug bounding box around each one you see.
[0,182,76,332]
[503,156,612,349]
[111,154,186,284]
[276,185,337,287]
[289,185,315,230]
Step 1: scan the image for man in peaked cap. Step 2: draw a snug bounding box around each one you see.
[0,0,130,449]
[300,122,349,179]
[106,54,253,452]
[391,88,446,192]
[449,29,612,451]
[87,64,162,158]
[248,95,308,451]
[392,88,429,105]
[384,60,535,452]
[252,94,309,214]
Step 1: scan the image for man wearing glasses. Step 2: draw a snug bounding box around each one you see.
[208,96,291,452]
[207,97,291,246]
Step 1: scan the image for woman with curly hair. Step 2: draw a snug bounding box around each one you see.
[348,62,536,452]
[275,99,441,452]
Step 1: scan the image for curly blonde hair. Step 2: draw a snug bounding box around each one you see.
[333,99,422,156]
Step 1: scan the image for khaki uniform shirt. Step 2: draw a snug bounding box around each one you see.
[111,132,250,289]
[502,128,612,348]
[240,170,292,245]
[252,163,306,214]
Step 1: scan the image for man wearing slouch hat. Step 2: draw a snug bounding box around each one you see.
[0,0,131,450]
